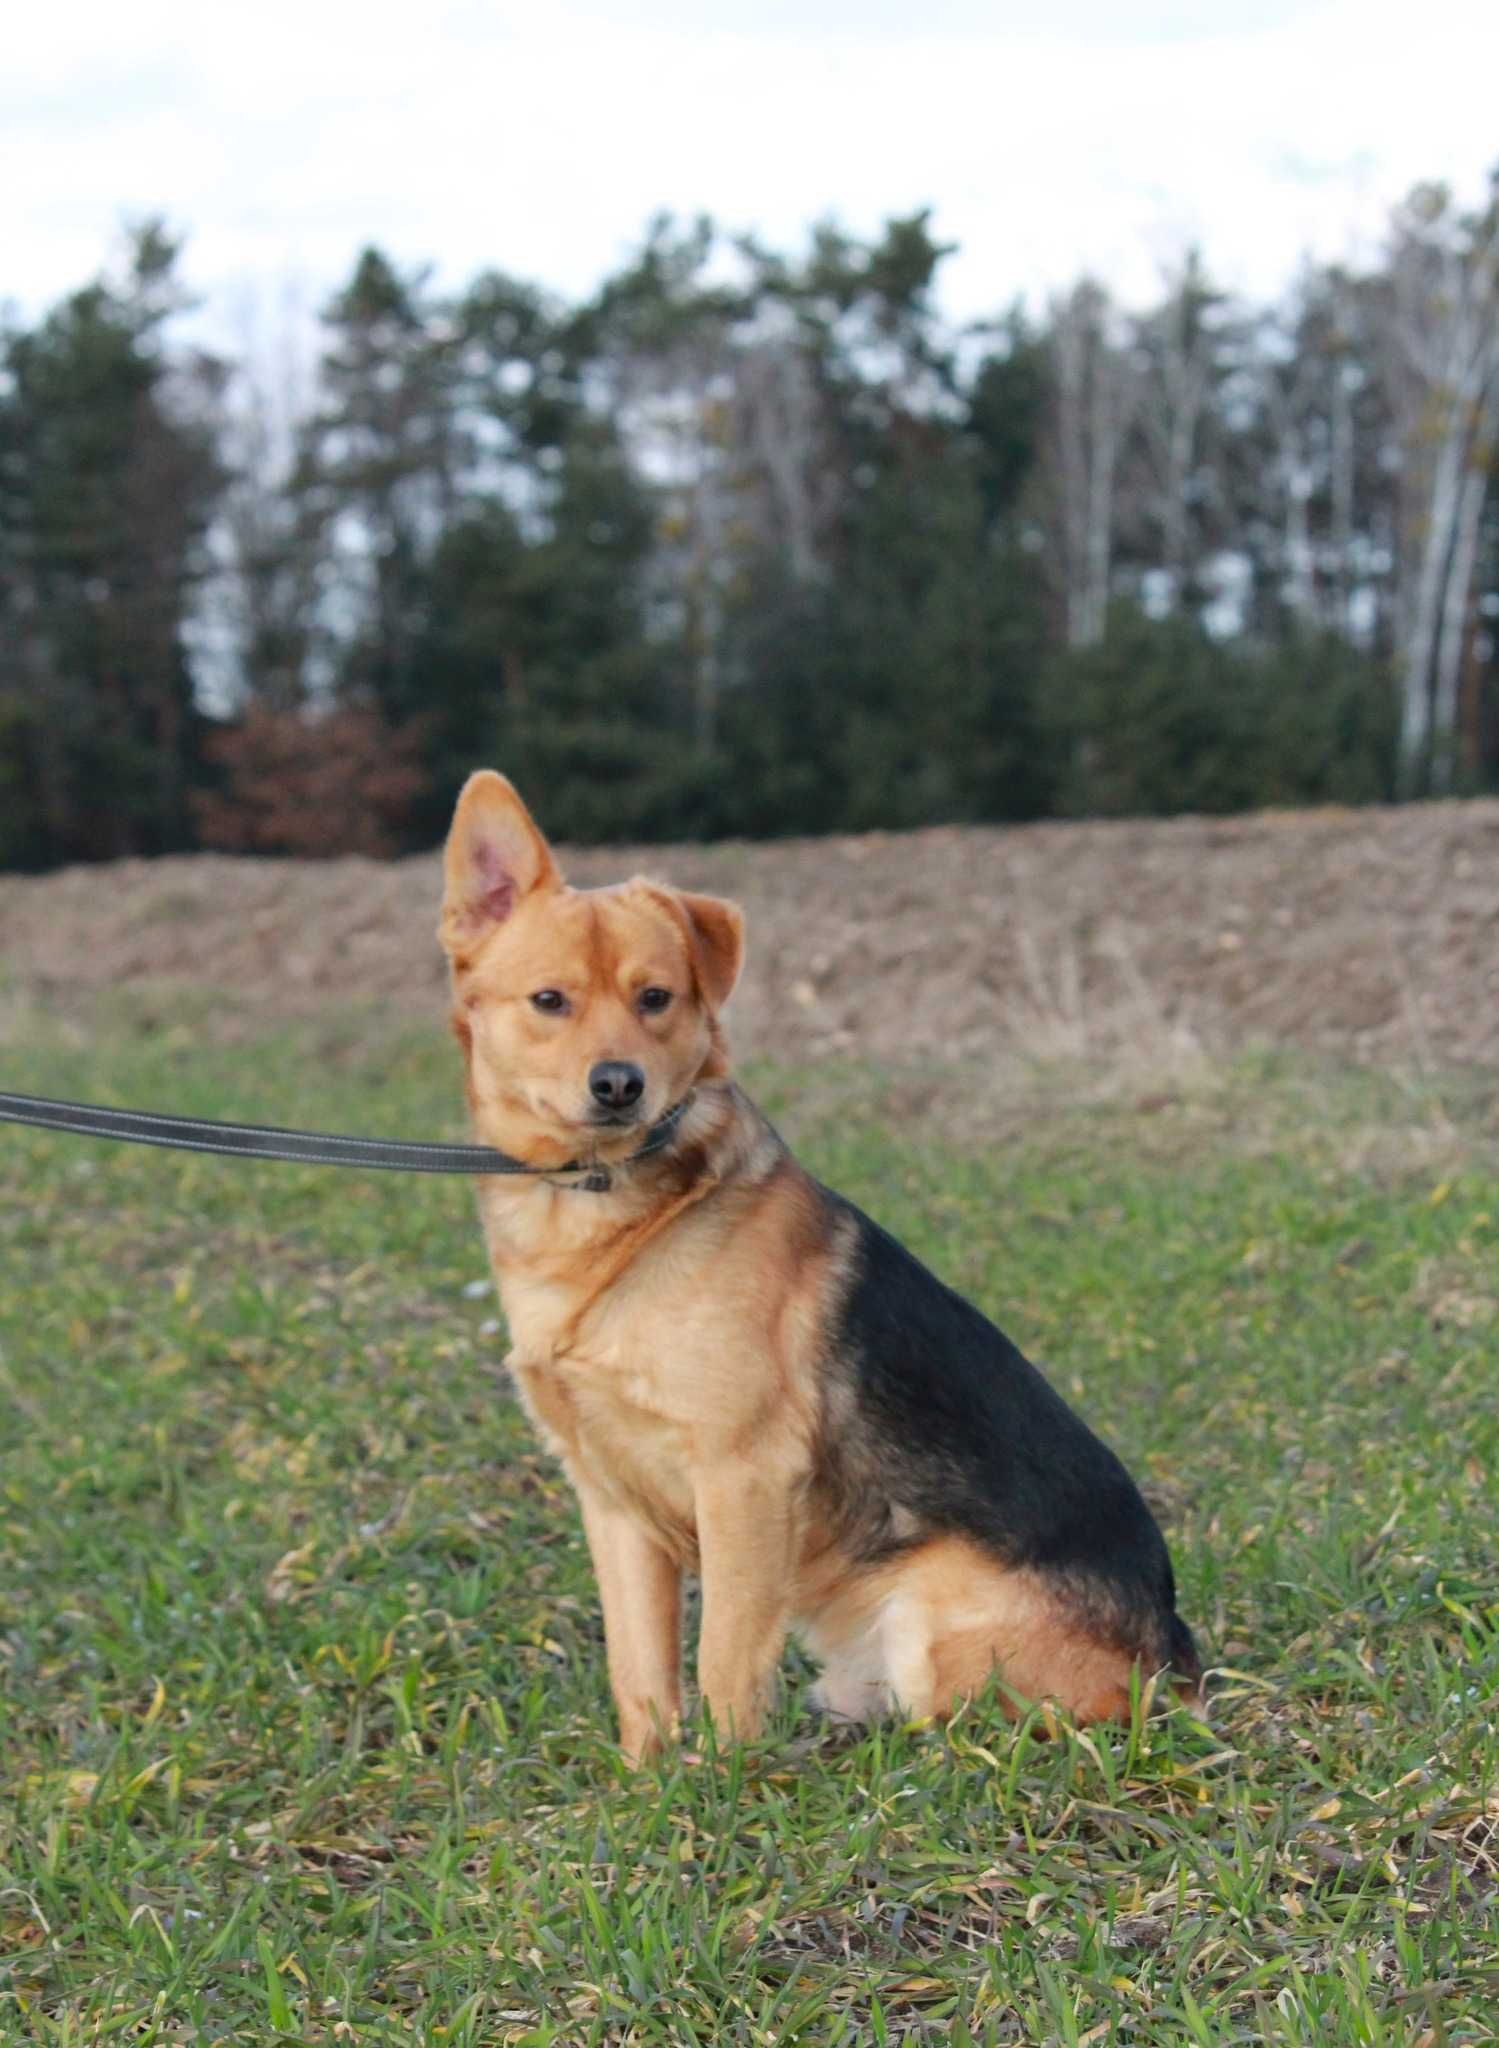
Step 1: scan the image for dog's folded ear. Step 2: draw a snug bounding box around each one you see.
[676,891,745,1011]
[440,771,560,953]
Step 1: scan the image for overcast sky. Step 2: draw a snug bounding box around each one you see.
[5,0,1497,344]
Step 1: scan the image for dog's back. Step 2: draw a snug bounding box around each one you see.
[802,1183,1201,1718]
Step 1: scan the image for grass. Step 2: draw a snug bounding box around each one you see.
[1,987,1496,2045]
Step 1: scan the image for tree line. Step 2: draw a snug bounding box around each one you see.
[2,179,1497,870]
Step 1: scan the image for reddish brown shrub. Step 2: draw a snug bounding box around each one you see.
[194,704,428,858]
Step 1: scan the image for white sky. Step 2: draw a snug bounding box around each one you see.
[4,0,1497,346]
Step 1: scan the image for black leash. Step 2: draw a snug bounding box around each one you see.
[0,1089,691,1192]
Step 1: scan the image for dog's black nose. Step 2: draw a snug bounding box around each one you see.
[589,1061,645,1110]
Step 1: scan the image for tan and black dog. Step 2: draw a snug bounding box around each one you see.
[440,771,1201,1760]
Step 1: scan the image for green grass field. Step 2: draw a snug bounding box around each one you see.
[2,988,1496,2045]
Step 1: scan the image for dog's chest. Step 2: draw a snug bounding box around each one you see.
[485,1181,770,1556]
[508,1347,699,1551]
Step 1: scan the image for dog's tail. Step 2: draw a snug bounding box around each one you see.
[1167,1610,1206,1713]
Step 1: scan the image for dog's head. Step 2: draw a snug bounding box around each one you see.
[438,772,744,1165]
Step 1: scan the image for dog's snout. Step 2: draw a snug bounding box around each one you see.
[589,1060,645,1110]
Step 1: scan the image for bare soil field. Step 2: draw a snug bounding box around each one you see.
[3,798,1498,1072]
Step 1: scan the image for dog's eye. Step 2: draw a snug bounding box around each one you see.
[638,986,672,1015]
[530,989,569,1015]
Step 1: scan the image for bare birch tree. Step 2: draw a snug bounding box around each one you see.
[1045,280,1133,646]
[1239,271,1378,637]
[1129,253,1231,615]
[732,328,833,588]
[1381,180,1499,793]
[209,295,321,714]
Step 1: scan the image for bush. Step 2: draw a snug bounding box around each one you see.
[1045,607,1399,818]
[193,704,428,858]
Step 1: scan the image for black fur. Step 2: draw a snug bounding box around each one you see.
[817,1194,1196,1673]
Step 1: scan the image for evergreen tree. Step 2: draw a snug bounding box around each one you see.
[413,420,680,843]
[0,224,225,867]
[1044,605,1397,817]
[3,194,1492,873]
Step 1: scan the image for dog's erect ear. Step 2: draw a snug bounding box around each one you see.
[677,891,745,1011]
[440,772,559,953]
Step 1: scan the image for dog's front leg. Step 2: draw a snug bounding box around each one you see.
[694,1468,797,1741]
[577,1485,683,1763]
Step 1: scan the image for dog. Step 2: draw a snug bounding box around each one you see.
[440,772,1201,1759]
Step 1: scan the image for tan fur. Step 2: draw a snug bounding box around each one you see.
[440,772,1167,1759]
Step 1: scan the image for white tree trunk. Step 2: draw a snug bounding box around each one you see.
[1053,297,1092,647]
[1280,425,1315,622]
[1050,284,1128,648]
[1383,185,1499,794]
[1329,360,1355,635]
[1399,420,1468,790]
[1082,334,1125,645]
[1431,461,1487,792]
[739,339,827,586]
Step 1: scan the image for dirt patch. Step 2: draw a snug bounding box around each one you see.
[3,800,1498,1072]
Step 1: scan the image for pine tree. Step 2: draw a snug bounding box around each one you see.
[0,223,225,866]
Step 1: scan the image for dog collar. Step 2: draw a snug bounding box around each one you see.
[543,1093,694,1194]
